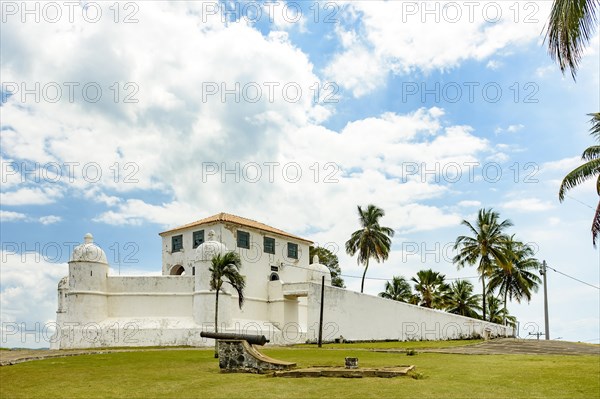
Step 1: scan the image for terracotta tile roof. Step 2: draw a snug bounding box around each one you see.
[158,212,313,243]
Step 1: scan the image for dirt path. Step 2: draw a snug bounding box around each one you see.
[376,338,600,356]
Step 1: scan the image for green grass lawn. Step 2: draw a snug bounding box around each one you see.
[1,346,598,398]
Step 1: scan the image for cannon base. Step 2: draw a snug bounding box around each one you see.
[217,340,296,373]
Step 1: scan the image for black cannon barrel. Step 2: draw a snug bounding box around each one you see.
[200,331,270,346]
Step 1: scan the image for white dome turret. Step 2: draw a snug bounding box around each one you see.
[70,233,107,264]
[195,230,228,261]
[308,254,332,285]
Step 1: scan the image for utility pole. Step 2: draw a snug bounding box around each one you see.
[540,260,550,340]
[318,275,325,348]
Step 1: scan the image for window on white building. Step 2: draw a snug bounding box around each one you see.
[287,242,298,259]
[264,237,275,254]
[193,230,205,249]
[237,230,250,249]
[172,235,183,252]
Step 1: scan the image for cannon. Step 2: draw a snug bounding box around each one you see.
[200,331,270,346]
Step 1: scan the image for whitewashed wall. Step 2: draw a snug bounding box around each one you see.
[306,283,512,342]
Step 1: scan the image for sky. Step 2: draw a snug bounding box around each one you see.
[1,0,599,348]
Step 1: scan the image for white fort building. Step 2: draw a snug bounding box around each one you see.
[51,213,512,349]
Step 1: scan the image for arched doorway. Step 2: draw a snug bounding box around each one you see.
[170,265,185,275]
[269,272,279,281]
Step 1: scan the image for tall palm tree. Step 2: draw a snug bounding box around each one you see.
[559,113,600,246]
[453,208,513,321]
[486,294,517,329]
[411,269,451,309]
[546,2,599,245]
[379,276,413,302]
[545,0,599,79]
[209,252,246,358]
[345,204,395,293]
[488,237,542,325]
[445,279,482,319]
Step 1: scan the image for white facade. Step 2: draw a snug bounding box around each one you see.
[51,213,512,349]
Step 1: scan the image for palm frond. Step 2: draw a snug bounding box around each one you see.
[379,276,413,302]
[593,198,600,247]
[210,252,245,309]
[582,145,600,161]
[545,0,599,79]
[589,112,600,140]
[558,158,600,201]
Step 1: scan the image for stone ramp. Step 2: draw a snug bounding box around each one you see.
[376,339,600,356]
[243,341,296,367]
[218,340,295,373]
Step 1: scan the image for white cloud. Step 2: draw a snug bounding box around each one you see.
[0,210,28,222]
[325,1,552,96]
[495,124,524,134]
[0,157,25,189]
[502,198,555,212]
[541,156,582,173]
[1,2,330,201]
[0,251,68,348]
[486,152,509,163]
[38,215,62,225]
[92,199,201,228]
[265,2,307,32]
[458,200,482,208]
[83,187,122,207]
[323,45,388,97]
[508,124,525,133]
[486,60,503,70]
[392,204,463,233]
[0,211,63,224]
[1,186,63,206]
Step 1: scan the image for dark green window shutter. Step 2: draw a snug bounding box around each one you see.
[237,230,250,249]
[172,235,183,252]
[287,242,298,259]
[264,237,275,254]
[193,230,205,249]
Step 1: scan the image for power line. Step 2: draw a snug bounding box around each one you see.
[566,194,596,210]
[546,265,600,290]
[338,273,479,281]
[285,261,478,282]
[291,258,600,289]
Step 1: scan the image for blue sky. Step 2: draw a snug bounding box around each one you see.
[1,1,599,347]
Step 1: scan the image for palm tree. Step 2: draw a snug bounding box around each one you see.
[487,237,541,325]
[209,252,246,358]
[379,276,413,302]
[545,0,599,79]
[411,269,451,309]
[345,204,395,293]
[453,208,513,321]
[559,113,600,246]
[546,2,600,245]
[445,279,482,319]
[486,294,517,328]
